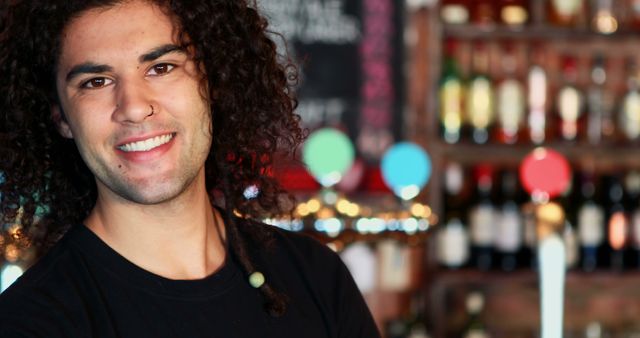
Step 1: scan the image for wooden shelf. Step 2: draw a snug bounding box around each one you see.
[442,24,640,40]
[427,269,640,337]
[427,142,640,168]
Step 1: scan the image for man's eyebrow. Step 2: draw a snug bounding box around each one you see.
[139,44,185,63]
[66,63,114,82]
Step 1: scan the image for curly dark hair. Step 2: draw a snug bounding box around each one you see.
[0,0,305,316]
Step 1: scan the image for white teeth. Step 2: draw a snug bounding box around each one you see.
[118,134,173,152]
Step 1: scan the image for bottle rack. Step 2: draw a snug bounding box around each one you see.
[401,0,640,337]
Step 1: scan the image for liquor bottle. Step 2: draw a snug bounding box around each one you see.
[591,0,619,34]
[577,171,605,272]
[547,0,586,27]
[461,292,491,338]
[619,57,640,143]
[440,39,465,144]
[564,219,580,269]
[499,0,529,27]
[522,201,539,268]
[441,0,471,25]
[494,168,524,271]
[605,175,630,271]
[556,55,584,142]
[561,183,580,269]
[466,42,494,144]
[469,165,496,270]
[437,162,470,269]
[471,0,497,27]
[586,54,608,144]
[624,171,640,268]
[496,43,525,144]
[437,217,470,269]
[527,44,548,144]
[406,292,432,338]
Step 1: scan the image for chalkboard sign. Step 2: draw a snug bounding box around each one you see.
[260,0,405,162]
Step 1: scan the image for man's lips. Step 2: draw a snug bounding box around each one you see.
[116,132,176,152]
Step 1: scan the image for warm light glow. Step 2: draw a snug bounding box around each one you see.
[296,203,310,217]
[317,207,335,219]
[410,203,425,217]
[4,244,20,263]
[346,203,360,217]
[307,198,321,213]
[595,14,618,34]
[336,199,351,214]
[608,212,628,250]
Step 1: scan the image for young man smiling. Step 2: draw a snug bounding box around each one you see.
[0,1,381,337]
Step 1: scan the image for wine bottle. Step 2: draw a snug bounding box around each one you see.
[469,165,496,270]
[494,168,524,271]
[619,57,640,143]
[496,43,525,144]
[466,42,494,144]
[441,0,471,25]
[438,162,470,269]
[624,171,640,268]
[440,39,465,144]
[499,0,529,27]
[577,170,605,272]
[586,54,607,144]
[527,44,548,144]
[461,292,491,338]
[605,175,630,271]
[591,0,619,34]
[471,0,497,27]
[556,55,584,142]
[547,0,586,27]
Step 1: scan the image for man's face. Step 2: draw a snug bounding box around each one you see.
[54,0,213,206]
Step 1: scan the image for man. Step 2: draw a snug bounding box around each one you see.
[0,1,381,337]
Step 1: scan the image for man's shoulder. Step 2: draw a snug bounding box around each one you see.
[265,224,339,266]
[0,229,87,336]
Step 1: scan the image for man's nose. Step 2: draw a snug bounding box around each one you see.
[113,79,156,123]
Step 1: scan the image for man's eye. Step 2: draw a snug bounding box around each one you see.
[148,63,175,76]
[81,77,113,89]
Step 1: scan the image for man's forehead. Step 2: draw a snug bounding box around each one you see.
[57,1,179,69]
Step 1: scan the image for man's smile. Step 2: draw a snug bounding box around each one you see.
[117,133,176,152]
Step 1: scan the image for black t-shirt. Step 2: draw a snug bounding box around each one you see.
[0,223,380,338]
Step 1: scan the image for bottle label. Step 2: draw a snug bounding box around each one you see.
[497,79,525,137]
[622,90,640,140]
[608,212,629,250]
[577,203,605,246]
[501,5,528,25]
[440,78,463,138]
[495,205,523,252]
[436,219,470,267]
[563,222,579,267]
[552,0,582,17]
[467,77,494,129]
[470,205,495,246]
[558,86,582,122]
[441,5,469,24]
[465,330,489,338]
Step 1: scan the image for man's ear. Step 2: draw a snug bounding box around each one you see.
[51,105,74,139]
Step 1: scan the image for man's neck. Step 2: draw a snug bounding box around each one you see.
[84,175,227,280]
